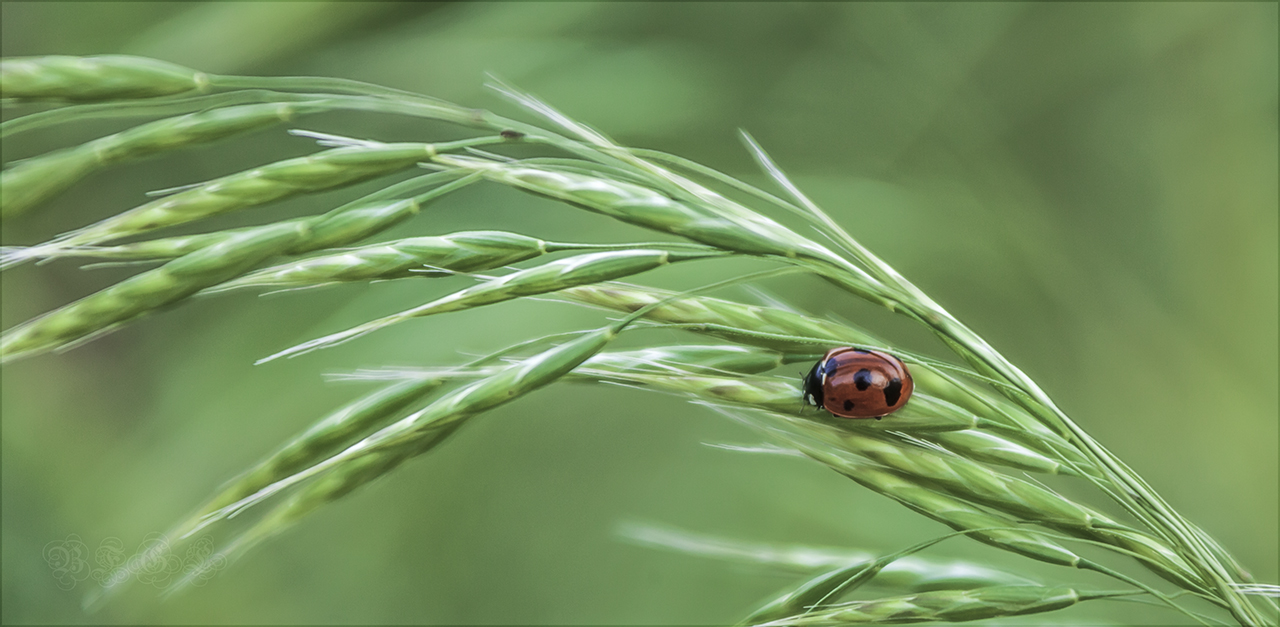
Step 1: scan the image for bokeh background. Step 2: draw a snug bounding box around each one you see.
[2,2,1276,624]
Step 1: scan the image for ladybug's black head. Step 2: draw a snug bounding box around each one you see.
[801,359,825,407]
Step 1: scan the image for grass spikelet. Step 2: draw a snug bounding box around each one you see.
[1,102,321,217]
[2,219,316,263]
[175,432,455,592]
[0,221,308,363]
[431,155,895,306]
[844,465,1086,569]
[105,334,543,603]
[561,283,880,349]
[175,345,796,570]
[192,319,639,539]
[1,137,501,268]
[737,416,1085,569]
[918,429,1081,477]
[794,417,1200,588]
[0,180,466,362]
[209,231,558,292]
[209,380,446,517]
[755,585,1138,626]
[743,533,971,624]
[168,377,450,551]
[11,173,452,266]
[0,55,207,101]
[260,248,726,361]
[748,413,1208,594]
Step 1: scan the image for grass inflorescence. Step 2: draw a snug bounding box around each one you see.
[1,55,1272,625]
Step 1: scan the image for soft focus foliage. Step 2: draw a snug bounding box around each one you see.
[1,3,1275,624]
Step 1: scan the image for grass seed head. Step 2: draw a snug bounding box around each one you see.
[5,219,315,263]
[1,102,305,217]
[435,156,867,267]
[0,55,207,101]
[213,230,550,291]
[759,585,1131,626]
[0,221,308,363]
[561,283,879,348]
[27,142,437,255]
[187,378,449,529]
[920,429,1078,476]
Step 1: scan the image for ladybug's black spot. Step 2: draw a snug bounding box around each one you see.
[853,368,873,391]
[883,378,903,406]
[843,400,854,412]
[824,358,839,377]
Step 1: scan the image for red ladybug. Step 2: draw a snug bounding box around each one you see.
[802,347,913,419]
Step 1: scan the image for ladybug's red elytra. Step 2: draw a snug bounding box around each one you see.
[802,347,913,419]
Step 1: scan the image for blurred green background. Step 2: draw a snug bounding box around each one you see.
[1,2,1275,624]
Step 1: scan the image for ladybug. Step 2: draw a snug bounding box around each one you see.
[802,347,913,419]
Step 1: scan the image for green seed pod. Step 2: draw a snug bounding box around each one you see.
[212,231,552,292]
[0,143,447,269]
[842,465,1085,568]
[561,283,878,347]
[0,55,207,101]
[282,197,421,255]
[186,377,450,531]
[744,414,1082,568]
[203,322,633,533]
[921,429,1078,476]
[781,416,1201,591]
[1,102,310,217]
[64,142,435,248]
[437,156,836,260]
[765,585,1133,625]
[0,221,309,363]
[177,324,640,581]
[1,148,99,218]
[8,219,314,262]
[0,198,421,363]
[225,423,461,546]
